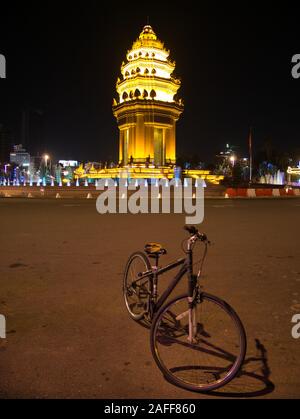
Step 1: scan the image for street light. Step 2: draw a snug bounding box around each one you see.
[44,154,50,166]
[230,155,236,167]
[42,154,51,186]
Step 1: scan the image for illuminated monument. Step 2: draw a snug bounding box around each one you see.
[113,25,183,167]
[74,25,223,184]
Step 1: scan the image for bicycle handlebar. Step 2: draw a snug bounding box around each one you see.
[184,225,208,243]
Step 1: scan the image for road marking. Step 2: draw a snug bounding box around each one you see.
[211,205,234,208]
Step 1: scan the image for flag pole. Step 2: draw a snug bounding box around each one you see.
[249,127,253,184]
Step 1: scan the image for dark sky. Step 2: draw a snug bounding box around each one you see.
[0,1,299,162]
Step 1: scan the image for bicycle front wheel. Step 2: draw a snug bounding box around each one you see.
[123,252,152,321]
[150,293,247,392]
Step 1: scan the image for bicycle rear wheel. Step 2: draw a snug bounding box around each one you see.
[123,252,152,321]
[150,293,246,392]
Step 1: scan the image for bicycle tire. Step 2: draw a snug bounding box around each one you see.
[123,252,152,321]
[150,293,247,392]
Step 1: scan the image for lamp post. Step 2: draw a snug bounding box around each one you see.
[44,154,49,166]
[230,155,236,167]
[43,154,50,186]
[249,128,253,185]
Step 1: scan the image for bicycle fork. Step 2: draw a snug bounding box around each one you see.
[176,296,198,344]
[179,259,198,344]
[187,248,198,344]
[188,297,198,344]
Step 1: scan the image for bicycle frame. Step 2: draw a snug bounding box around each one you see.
[153,259,187,313]
[135,248,196,317]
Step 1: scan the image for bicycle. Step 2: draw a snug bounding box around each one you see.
[123,226,247,392]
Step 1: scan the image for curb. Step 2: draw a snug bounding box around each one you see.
[225,188,300,198]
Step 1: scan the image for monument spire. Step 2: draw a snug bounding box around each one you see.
[113,24,184,167]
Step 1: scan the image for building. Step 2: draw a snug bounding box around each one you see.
[287,163,300,185]
[75,25,223,184]
[113,25,183,167]
[59,160,79,168]
[10,144,30,167]
[0,124,12,164]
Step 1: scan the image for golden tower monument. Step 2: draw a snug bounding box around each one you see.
[113,25,184,167]
[74,25,223,184]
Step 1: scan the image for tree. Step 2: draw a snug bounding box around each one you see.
[231,162,243,185]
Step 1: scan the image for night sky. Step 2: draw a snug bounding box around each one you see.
[0,2,299,163]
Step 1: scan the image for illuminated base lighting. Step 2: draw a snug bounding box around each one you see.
[74,165,224,185]
[287,166,300,186]
[287,167,300,177]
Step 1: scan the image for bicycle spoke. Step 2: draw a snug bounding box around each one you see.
[152,294,245,390]
[124,253,151,320]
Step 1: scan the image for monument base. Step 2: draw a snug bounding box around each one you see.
[74,165,224,185]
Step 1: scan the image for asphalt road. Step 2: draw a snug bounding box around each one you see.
[0,198,300,399]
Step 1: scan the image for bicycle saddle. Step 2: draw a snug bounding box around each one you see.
[145,243,167,257]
